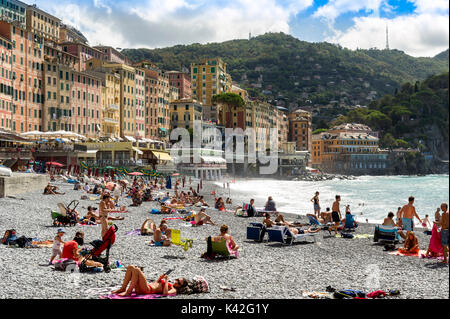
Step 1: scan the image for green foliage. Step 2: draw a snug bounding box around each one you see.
[121,33,448,107]
[312,128,328,135]
[211,93,245,108]
[339,73,449,159]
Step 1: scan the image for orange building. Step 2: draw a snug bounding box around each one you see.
[288,109,312,153]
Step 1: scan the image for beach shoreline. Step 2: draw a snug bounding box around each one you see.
[0,178,448,299]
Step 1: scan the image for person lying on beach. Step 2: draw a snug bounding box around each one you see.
[263,213,301,228]
[150,221,172,246]
[192,208,217,226]
[215,198,225,211]
[213,224,239,252]
[289,226,321,235]
[194,196,209,207]
[398,231,419,254]
[140,219,156,236]
[44,184,65,195]
[112,265,188,297]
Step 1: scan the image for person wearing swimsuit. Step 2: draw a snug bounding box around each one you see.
[112,265,188,296]
[311,192,320,218]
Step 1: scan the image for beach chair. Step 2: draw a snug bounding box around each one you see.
[373,225,400,245]
[246,223,266,242]
[267,226,316,245]
[171,229,193,251]
[307,215,334,229]
[210,238,239,258]
[51,201,79,227]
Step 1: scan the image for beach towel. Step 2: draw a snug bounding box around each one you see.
[163,217,185,221]
[100,292,176,299]
[427,224,443,255]
[388,249,427,257]
[125,229,141,236]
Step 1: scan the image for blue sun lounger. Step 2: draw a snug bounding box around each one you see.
[246,223,266,242]
[374,225,401,244]
[267,226,316,245]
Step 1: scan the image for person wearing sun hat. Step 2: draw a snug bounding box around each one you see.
[49,228,66,265]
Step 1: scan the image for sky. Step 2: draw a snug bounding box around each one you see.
[31,0,449,57]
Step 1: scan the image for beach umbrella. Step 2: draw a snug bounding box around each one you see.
[106,182,116,191]
[129,172,144,176]
[47,161,63,167]
[166,176,172,189]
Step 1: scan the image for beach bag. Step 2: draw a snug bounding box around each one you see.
[2,229,17,245]
[55,259,77,272]
[341,233,354,239]
[334,290,366,299]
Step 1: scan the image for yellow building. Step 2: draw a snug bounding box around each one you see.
[170,98,203,130]
[101,71,121,138]
[312,130,380,170]
[191,58,232,122]
[86,58,137,138]
[26,5,61,42]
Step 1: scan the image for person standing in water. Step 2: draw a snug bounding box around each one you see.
[311,192,320,219]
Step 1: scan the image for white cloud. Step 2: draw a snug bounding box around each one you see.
[35,0,313,49]
[326,13,449,57]
[313,0,387,21]
[409,0,449,14]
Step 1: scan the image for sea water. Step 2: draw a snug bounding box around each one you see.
[217,175,449,224]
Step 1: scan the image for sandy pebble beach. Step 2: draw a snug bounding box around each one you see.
[0,178,448,299]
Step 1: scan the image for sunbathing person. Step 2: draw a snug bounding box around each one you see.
[193,208,217,226]
[112,265,188,296]
[140,219,156,236]
[399,231,419,254]
[320,208,333,224]
[289,226,321,235]
[212,224,239,252]
[382,212,406,239]
[44,184,65,195]
[263,213,300,228]
[150,221,172,246]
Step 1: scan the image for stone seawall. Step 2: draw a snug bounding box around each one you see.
[0,174,49,198]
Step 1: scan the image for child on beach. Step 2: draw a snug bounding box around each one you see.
[420,215,431,230]
[399,232,419,255]
[49,228,65,265]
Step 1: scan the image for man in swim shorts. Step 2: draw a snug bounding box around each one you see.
[399,196,422,232]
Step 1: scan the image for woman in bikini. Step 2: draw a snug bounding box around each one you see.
[112,265,188,297]
[399,231,419,254]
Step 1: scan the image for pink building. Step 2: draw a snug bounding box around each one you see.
[70,71,102,138]
[0,33,13,131]
[167,71,191,99]
[94,46,128,65]
[62,42,104,72]
[135,68,146,139]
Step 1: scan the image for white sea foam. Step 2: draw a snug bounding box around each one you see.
[215,175,450,223]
